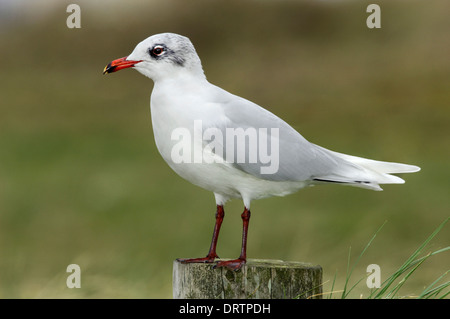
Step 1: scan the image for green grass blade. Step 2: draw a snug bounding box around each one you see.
[425,281,450,299]
[438,288,450,299]
[418,270,450,299]
[328,270,337,299]
[370,217,449,299]
[384,253,429,298]
[341,221,387,298]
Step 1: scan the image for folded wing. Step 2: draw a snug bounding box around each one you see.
[205,86,420,191]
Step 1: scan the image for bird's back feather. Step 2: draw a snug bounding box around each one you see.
[208,84,420,191]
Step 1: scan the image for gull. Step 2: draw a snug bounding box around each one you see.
[103,33,420,270]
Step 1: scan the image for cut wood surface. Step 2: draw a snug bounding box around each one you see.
[173,258,322,299]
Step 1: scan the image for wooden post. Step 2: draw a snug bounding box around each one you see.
[173,259,322,299]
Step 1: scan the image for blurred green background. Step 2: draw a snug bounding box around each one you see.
[0,0,448,298]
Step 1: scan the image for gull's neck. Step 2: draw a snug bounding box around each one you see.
[154,70,208,91]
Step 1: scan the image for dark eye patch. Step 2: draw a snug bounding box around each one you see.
[148,44,185,66]
[149,44,165,58]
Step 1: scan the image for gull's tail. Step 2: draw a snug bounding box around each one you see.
[312,145,421,191]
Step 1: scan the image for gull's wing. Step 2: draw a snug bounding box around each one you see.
[203,86,363,182]
[202,85,419,190]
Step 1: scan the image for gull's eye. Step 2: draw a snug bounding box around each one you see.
[150,45,164,57]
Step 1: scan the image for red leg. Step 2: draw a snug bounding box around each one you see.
[177,205,224,264]
[214,207,250,271]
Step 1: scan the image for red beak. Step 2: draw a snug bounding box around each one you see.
[103,56,142,75]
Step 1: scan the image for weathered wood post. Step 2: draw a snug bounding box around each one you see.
[173,259,322,299]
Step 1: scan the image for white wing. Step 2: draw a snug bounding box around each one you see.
[204,85,420,190]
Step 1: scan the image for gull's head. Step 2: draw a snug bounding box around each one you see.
[103,33,204,81]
